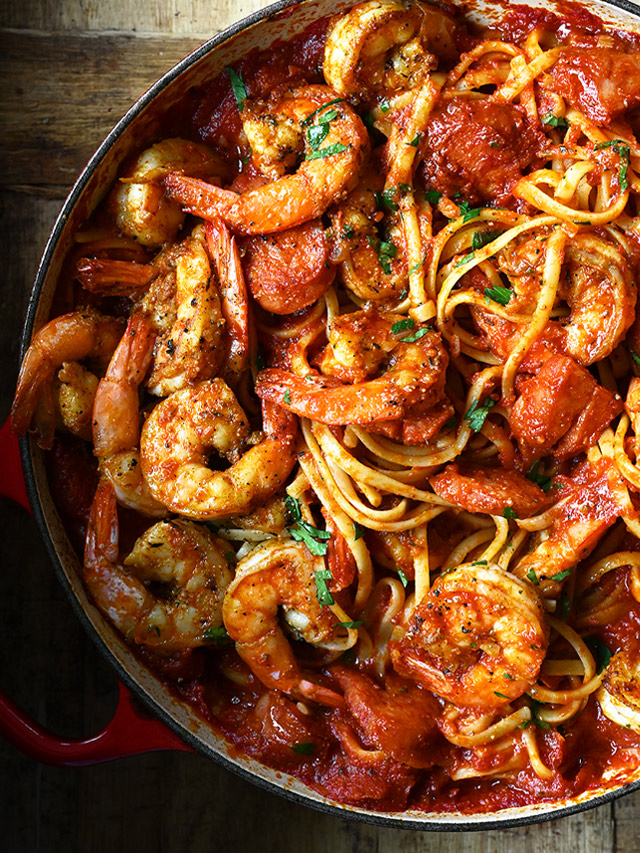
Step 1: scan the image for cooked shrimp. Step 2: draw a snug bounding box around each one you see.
[92,310,166,516]
[323,0,456,100]
[389,562,549,710]
[430,463,551,518]
[112,137,228,248]
[75,257,158,297]
[84,479,232,650]
[222,539,345,707]
[256,324,448,424]
[56,361,99,442]
[140,379,298,519]
[330,166,409,301]
[560,234,635,365]
[204,219,250,378]
[163,85,370,235]
[11,308,123,449]
[598,650,640,732]
[146,235,225,396]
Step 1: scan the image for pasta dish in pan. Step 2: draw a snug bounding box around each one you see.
[12,0,640,813]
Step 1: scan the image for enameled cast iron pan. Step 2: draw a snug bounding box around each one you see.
[4,0,640,830]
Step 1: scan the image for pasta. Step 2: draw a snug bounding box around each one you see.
[13,0,640,814]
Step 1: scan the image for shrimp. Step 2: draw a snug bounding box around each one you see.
[222,539,345,707]
[84,479,232,650]
[163,85,370,235]
[323,0,456,101]
[598,650,640,732]
[92,310,166,516]
[255,322,448,425]
[204,219,250,378]
[146,235,225,396]
[389,562,549,710]
[140,378,298,520]
[11,308,123,449]
[56,361,99,442]
[330,166,409,301]
[560,234,635,366]
[112,137,228,248]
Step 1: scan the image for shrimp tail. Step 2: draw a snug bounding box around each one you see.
[164,173,236,221]
[299,678,345,709]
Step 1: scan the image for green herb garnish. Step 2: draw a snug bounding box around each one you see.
[503,506,518,519]
[203,626,233,645]
[283,389,291,405]
[314,568,335,606]
[391,318,414,334]
[306,143,349,160]
[542,113,570,129]
[550,569,572,581]
[337,620,364,629]
[226,66,247,112]
[301,98,344,126]
[526,567,539,586]
[472,230,502,251]
[484,284,512,306]
[464,396,495,432]
[397,569,409,587]
[425,190,442,205]
[291,742,315,755]
[584,635,612,674]
[526,461,553,493]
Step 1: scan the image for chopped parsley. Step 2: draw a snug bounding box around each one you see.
[399,327,431,343]
[425,189,442,205]
[285,495,332,557]
[353,522,364,541]
[397,569,409,587]
[203,626,233,645]
[462,207,482,223]
[391,318,414,334]
[407,133,421,147]
[526,567,539,586]
[529,698,551,730]
[307,122,330,149]
[549,568,572,582]
[472,229,502,251]
[337,620,364,629]
[226,66,247,112]
[594,139,631,191]
[301,97,344,126]
[631,350,640,365]
[291,742,315,755]
[374,187,399,212]
[494,691,510,699]
[408,253,427,274]
[484,284,512,306]
[283,389,291,405]
[542,113,570,129]
[464,396,495,432]
[314,568,334,606]
[584,635,612,674]
[455,252,475,267]
[380,98,391,113]
[306,142,349,161]
[367,235,397,273]
[503,506,518,519]
[526,461,553,493]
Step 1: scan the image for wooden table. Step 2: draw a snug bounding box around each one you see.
[1,1,639,849]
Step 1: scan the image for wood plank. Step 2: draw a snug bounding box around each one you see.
[0,0,267,35]
[0,32,205,192]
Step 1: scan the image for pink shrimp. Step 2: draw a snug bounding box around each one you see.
[11,308,123,449]
[92,310,166,516]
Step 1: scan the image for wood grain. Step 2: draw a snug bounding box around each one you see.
[2,1,640,850]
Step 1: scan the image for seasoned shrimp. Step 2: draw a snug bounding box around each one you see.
[204,219,250,378]
[330,166,409,301]
[559,235,635,366]
[163,85,370,235]
[56,361,99,442]
[84,479,232,650]
[11,308,123,449]
[389,562,549,710]
[256,324,448,425]
[146,235,225,396]
[92,310,166,516]
[598,650,640,732]
[140,378,298,519]
[323,0,456,101]
[222,539,345,707]
[112,137,228,248]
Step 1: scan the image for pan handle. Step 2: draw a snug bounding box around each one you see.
[0,417,192,764]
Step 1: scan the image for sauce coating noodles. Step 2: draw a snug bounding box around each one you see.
[14,0,640,814]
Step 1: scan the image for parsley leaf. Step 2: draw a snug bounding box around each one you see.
[374,187,399,212]
[462,207,482,223]
[494,691,510,699]
[503,506,518,519]
[529,698,551,729]
[291,742,315,755]
[353,522,364,541]
[290,520,332,556]
[425,190,442,205]
[203,626,233,645]
[301,98,344,126]
[391,318,414,334]
[407,133,421,147]
[306,143,349,160]
[472,229,502,251]
[283,389,291,405]
[526,567,539,586]
[550,569,572,581]
[542,113,570,129]
[464,396,495,432]
[584,635,612,674]
[632,350,640,365]
[314,568,334,606]
[526,461,552,493]
[397,569,409,587]
[226,66,247,113]
[380,98,391,113]
[307,122,330,149]
[399,327,431,343]
[455,252,475,267]
[484,284,512,306]
[594,139,631,191]
[284,493,302,523]
[337,619,364,629]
